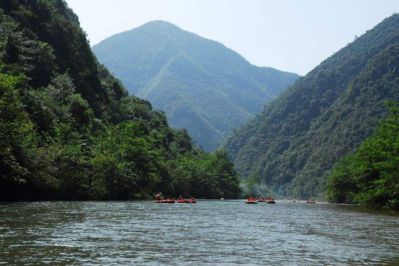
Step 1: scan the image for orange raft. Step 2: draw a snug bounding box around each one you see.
[245,197,258,204]
[257,197,275,204]
[177,198,197,204]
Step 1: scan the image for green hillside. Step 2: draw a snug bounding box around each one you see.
[327,102,399,210]
[225,14,399,198]
[0,0,240,200]
[92,21,299,151]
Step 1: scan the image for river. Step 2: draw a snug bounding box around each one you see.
[0,201,398,265]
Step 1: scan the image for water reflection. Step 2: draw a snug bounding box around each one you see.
[0,201,398,265]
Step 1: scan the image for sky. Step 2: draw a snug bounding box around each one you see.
[66,0,399,75]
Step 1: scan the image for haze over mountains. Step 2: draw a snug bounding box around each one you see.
[93,21,299,151]
[225,13,399,198]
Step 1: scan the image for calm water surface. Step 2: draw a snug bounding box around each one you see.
[0,201,398,265]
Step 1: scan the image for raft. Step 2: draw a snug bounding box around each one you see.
[177,198,196,204]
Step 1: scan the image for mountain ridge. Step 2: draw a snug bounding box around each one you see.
[225,13,399,198]
[93,20,299,150]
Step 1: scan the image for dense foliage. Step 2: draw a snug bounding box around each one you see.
[0,0,240,200]
[93,21,299,151]
[225,14,399,199]
[327,102,399,210]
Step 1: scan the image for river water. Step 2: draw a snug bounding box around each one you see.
[0,201,398,265]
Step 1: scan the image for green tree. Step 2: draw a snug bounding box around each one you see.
[0,71,36,198]
[327,102,399,210]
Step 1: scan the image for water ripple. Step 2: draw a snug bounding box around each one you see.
[0,201,398,265]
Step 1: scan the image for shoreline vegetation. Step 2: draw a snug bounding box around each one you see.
[327,102,399,211]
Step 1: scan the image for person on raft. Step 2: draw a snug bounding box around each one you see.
[155,192,163,200]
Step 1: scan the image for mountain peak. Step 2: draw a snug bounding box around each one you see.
[140,20,179,28]
[93,22,299,151]
[133,20,185,35]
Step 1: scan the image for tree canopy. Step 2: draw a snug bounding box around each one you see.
[327,102,399,210]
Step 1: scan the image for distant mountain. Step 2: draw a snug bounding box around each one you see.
[225,14,399,198]
[92,21,299,151]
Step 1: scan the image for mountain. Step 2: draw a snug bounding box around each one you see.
[0,0,240,200]
[225,14,399,198]
[92,21,299,151]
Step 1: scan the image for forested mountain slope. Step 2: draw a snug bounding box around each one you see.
[0,0,240,200]
[93,21,299,151]
[225,14,399,198]
[327,102,399,210]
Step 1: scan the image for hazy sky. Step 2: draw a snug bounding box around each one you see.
[66,0,399,75]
